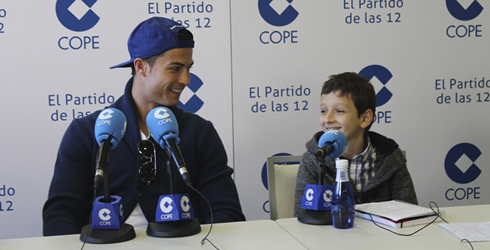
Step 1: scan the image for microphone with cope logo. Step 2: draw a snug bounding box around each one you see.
[80,108,135,244]
[145,107,200,237]
[315,130,348,159]
[147,107,192,186]
[298,130,348,225]
[93,108,127,190]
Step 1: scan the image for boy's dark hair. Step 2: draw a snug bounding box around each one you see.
[321,72,376,131]
[131,29,194,76]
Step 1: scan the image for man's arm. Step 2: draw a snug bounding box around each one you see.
[43,119,95,236]
[191,121,245,223]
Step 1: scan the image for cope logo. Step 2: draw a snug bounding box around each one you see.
[156,194,194,221]
[56,0,101,50]
[305,188,314,201]
[359,65,393,107]
[444,143,482,201]
[323,189,332,202]
[445,0,484,38]
[258,0,299,44]
[359,65,393,124]
[180,196,191,212]
[446,0,484,21]
[160,197,174,213]
[98,208,111,221]
[154,108,170,119]
[177,73,204,113]
[56,0,99,32]
[305,188,331,202]
[99,109,113,119]
[445,143,482,184]
[258,0,299,26]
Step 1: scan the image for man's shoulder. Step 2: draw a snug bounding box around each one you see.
[171,107,212,126]
[63,111,101,142]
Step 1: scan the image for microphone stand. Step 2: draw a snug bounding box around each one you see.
[147,146,201,237]
[80,141,136,244]
[297,156,333,225]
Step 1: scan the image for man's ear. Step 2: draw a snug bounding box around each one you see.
[133,58,148,77]
[360,109,374,129]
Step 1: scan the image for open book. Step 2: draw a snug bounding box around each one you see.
[355,200,441,228]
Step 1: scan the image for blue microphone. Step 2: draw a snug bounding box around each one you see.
[298,130,348,225]
[315,130,348,159]
[88,108,130,233]
[94,108,127,190]
[94,108,127,149]
[146,107,192,187]
[145,107,199,236]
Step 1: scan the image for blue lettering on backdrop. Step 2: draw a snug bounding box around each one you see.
[48,93,115,106]
[343,0,404,24]
[58,36,100,50]
[435,77,490,105]
[48,93,116,121]
[373,111,391,124]
[445,187,480,201]
[446,25,482,38]
[165,1,213,13]
[147,2,214,29]
[259,30,298,44]
[249,85,311,113]
[0,185,15,212]
[0,8,6,34]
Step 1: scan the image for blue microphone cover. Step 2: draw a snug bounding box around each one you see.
[94,108,127,150]
[318,130,348,159]
[146,107,180,148]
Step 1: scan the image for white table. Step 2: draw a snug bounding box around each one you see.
[276,204,490,250]
[0,220,306,250]
[2,205,489,250]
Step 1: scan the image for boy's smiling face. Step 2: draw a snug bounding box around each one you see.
[319,91,369,147]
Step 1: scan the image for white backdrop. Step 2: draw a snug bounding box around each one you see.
[0,0,489,239]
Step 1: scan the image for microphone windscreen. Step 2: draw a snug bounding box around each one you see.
[146,107,180,148]
[318,130,348,159]
[94,108,127,149]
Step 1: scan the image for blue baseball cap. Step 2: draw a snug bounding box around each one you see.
[110,17,194,69]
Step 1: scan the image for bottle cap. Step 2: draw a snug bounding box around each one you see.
[335,159,348,169]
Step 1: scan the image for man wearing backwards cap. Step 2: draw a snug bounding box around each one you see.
[43,17,245,236]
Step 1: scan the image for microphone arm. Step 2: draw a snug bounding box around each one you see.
[163,135,192,187]
[315,144,335,185]
[94,139,113,202]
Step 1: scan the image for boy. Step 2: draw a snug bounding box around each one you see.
[294,72,417,216]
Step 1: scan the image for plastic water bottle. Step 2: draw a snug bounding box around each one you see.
[332,159,355,229]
